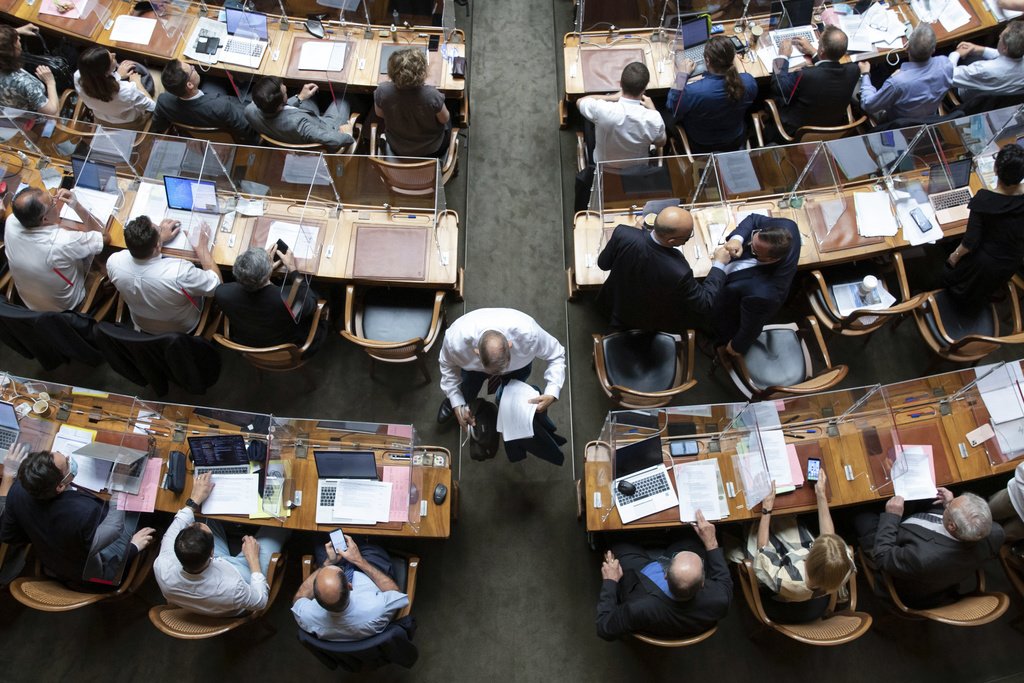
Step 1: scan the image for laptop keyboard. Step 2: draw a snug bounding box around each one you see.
[195,465,249,476]
[223,38,264,57]
[615,472,670,506]
[0,431,16,450]
[931,187,972,211]
[319,485,336,508]
[772,29,816,50]
[682,46,706,75]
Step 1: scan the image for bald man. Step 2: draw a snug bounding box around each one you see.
[596,511,732,640]
[596,205,731,333]
[292,535,409,641]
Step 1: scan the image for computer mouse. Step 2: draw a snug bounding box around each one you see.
[617,480,636,496]
[432,483,448,505]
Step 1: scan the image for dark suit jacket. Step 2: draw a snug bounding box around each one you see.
[873,511,1005,607]
[713,214,801,353]
[214,275,324,356]
[244,97,354,152]
[597,225,725,333]
[596,546,732,640]
[772,59,860,136]
[152,92,258,144]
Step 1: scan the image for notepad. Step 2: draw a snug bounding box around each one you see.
[298,41,348,71]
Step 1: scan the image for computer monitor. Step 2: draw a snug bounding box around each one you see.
[225,8,269,40]
[163,175,218,212]
[71,155,118,192]
[314,450,380,480]
[613,435,664,479]
[928,159,973,194]
[676,16,710,48]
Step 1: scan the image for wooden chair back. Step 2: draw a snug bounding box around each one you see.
[213,300,327,371]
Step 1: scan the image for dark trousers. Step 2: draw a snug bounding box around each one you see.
[313,536,395,584]
[459,362,533,404]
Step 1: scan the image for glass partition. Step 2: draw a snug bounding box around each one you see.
[717,403,771,512]
[717,142,829,202]
[977,105,1024,189]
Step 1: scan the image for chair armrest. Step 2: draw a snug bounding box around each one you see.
[739,559,774,625]
[892,252,912,301]
[751,110,766,148]
[343,284,357,334]
[422,291,447,349]
[802,316,834,369]
[675,124,694,161]
[298,300,328,354]
[682,329,696,385]
[302,555,313,581]
[369,122,378,157]
[763,100,793,143]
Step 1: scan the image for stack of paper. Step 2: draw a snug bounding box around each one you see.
[298,41,348,71]
[264,221,319,259]
[334,480,393,524]
[52,425,106,491]
[496,380,539,441]
[675,460,729,522]
[203,473,259,515]
[892,445,937,500]
[758,429,798,492]
[854,191,899,237]
[110,15,157,45]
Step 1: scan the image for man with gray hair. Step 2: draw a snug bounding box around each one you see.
[856,488,1004,608]
[859,24,952,122]
[949,20,1024,100]
[214,246,325,357]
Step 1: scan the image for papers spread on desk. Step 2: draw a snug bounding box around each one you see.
[52,424,104,491]
[734,451,772,508]
[264,221,319,259]
[117,458,162,513]
[975,362,1024,424]
[203,473,259,515]
[759,429,796,492]
[894,189,941,246]
[281,153,332,186]
[892,445,937,500]
[674,460,729,522]
[128,182,213,252]
[756,41,809,71]
[110,15,157,45]
[840,3,906,52]
[40,0,84,19]
[854,190,899,237]
[994,418,1024,458]
[382,466,411,523]
[496,380,539,442]
[60,188,118,224]
[911,0,972,29]
[718,153,761,195]
[299,41,348,71]
[333,479,393,524]
[831,280,897,319]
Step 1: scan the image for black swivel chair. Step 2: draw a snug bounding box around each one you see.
[592,330,697,408]
[0,300,102,370]
[93,322,222,396]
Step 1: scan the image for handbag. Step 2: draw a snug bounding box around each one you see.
[468,399,499,461]
[20,52,73,96]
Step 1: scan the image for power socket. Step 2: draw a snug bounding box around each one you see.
[292,490,302,507]
[433,454,446,467]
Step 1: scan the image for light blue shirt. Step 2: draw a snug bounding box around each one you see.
[860,57,952,122]
[292,571,409,641]
[640,560,674,599]
[949,48,1024,99]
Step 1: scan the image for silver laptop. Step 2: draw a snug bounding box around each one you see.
[314,450,379,525]
[928,159,974,225]
[612,436,679,524]
[218,8,269,69]
[0,401,19,452]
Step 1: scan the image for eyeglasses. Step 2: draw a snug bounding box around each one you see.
[749,229,762,258]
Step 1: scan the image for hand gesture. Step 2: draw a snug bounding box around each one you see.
[299,83,318,100]
[116,60,136,79]
[858,61,871,75]
[2,443,28,480]
[35,65,55,86]
[640,94,655,110]
[241,535,261,566]
[131,527,156,551]
[724,239,743,258]
[16,24,40,37]
[814,468,828,499]
[528,395,556,413]
[158,218,181,245]
[338,534,362,565]
[324,540,340,565]
[53,0,75,13]
[694,509,718,550]
[935,486,954,507]
[55,187,75,204]
[778,38,792,56]
[274,246,297,272]
[956,42,978,58]
[602,550,623,581]
[191,471,214,505]
[762,480,777,511]
[712,245,731,264]
[791,36,813,56]
[885,495,905,516]
[455,404,475,429]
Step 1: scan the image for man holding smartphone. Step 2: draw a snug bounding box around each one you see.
[292,534,409,642]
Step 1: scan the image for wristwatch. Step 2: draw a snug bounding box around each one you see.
[761,508,772,515]
[185,498,201,512]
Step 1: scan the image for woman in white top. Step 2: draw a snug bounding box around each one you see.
[989,462,1024,543]
[73,47,154,128]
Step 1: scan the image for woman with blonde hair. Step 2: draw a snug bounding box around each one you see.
[374,47,451,159]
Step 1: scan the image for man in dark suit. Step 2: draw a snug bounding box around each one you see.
[856,488,1004,608]
[597,206,731,333]
[714,213,801,354]
[151,59,258,144]
[245,77,355,153]
[596,510,732,640]
[771,26,859,138]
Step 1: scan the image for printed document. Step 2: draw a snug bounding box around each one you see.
[334,480,392,523]
[675,459,728,522]
[496,380,539,441]
[892,445,937,500]
[203,473,259,515]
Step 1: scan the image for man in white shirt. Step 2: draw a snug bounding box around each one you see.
[4,187,108,312]
[949,20,1024,100]
[437,308,566,429]
[106,215,221,335]
[574,62,666,212]
[292,535,409,641]
[154,472,290,617]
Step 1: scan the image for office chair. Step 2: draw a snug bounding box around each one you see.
[148,553,286,639]
[633,625,718,647]
[753,102,866,145]
[369,123,460,185]
[259,112,360,154]
[592,330,698,408]
[9,547,154,612]
[170,120,237,144]
[999,544,1024,601]
[911,279,1024,364]
[736,558,872,646]
[0,299,105,370]
[857,548,1009,626]
[213,299,328,372]
[671,124,753,160]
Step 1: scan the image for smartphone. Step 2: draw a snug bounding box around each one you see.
[275,238,290,254]
[329,528,347,553]
[428,34,440,51]
[729,35,747,54]
[669,440,700,457]
[910,207,933,233]
[806,457,821,482]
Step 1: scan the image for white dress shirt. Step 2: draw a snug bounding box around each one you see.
[4,216,103,312]
[439,308,566,408]
[153,507,268,617]
[106,251,220,335]
[74,71,155,125]
[577,96,665,165]
[949,48,1024,99]
[292,572,409,641]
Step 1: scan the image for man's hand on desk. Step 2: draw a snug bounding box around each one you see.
[131,527,156,551]
[778,38,792,57]
[601,550,622,582]
[885,495,905,516]
[191,471,214,505]
[298,83,319,101]
[712,245,731,264]
[455,404,475,429]
[158,219,181,245]
[956,42,981,59]
[529,395,557,413]
[694,509,718,551]
[935,487,954,507]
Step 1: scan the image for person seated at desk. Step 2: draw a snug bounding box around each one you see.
[949,21,1024,101]
[770,27,859,140]
[214,246,326,357]
[713,214,801,355]
[152,59,258,144]
[859,24,952,124]
[574,62,666,212]
[74,47,155,129]
[596,206,731,333]
[374,47,451,159]
[988,461,1024,544]
[943,143,1024,308]
[5,187,109,312]
[292,535,409,641]
[106,216,221,335]
[667,36,757,153]
[732,473,855,623]
[154,472,290,617]
[855,489,1003,608]
[596,511,732,640]
[0,448,155,589]
[0,24,58,115]
[244,77,355,153]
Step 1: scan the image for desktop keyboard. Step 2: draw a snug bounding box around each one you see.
[195,465,249,476]
[0,430,16,450]
[223,38,264,58]
[771,28,816,50]
[930,187,972,211]
[319,486,336,508]
[615,472,670,506]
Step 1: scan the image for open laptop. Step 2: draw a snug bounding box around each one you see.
[612,434,679,524]
[0,401,19,452]
[71,155,118,193]
[675,16,711,77]
[187,434,250,475]
[220,8,269,69]
[927,158,974,225]
[163,175,220,224]
[769,24,818,52]
[314,450,380,524]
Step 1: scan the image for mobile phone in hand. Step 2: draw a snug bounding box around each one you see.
[275,238,290,254]
[806,457,821,482]
[329,528,347,553]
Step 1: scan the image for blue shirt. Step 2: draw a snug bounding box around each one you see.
[640,560,674,598]
[667,71,757,150]
[292,571,409,642]
[859,57,952,122]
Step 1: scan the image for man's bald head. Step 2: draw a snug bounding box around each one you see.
[652,206,694,246]
[477,330,512,374]
[666,551,704,601]
[313,565,351,613]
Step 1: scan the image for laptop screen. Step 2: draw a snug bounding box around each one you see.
[163,175,218,212]
[314,450,379,480]
[614,435,664,479]
[928,159,973,194]
[677,17,709,49]
[0,401,18,431]
[187,435,249,467]
[71,155,118,192]
[225,8,269,40]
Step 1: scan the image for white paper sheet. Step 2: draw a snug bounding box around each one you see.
[938,0,972,30]
[298,41,348,71]
[675,459,728,522]
[758,429,794,488]
[333,479,393,523]
[718,153,761,195]
[994,418,1024,457]
[892,445,937,500]
[203,473,259,515]
[109,15,157,45]
[854,191,899,237]
[820,198,848,234]
[974,363,1024,424]
[60,187,118,224]
[734,451,772,508]
[264,221,319,259]
[894,191,942,246]
[495,379,539,441]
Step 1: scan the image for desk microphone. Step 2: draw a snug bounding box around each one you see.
[276,0,290,30]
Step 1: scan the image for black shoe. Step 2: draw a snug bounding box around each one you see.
[437,398,454,425]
